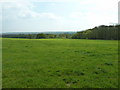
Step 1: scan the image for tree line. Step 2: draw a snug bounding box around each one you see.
[2,33,72,39]
[2,25,120,40]
[72,25,120,40]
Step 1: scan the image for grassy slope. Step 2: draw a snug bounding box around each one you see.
[2,38,118,88]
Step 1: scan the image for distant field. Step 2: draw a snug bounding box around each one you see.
[2,38,118,88]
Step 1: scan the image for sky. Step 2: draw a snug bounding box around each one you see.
[0,0,119,33]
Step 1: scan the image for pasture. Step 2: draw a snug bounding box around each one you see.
[2,38,118,88]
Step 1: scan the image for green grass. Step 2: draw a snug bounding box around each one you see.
[2,38,118,88]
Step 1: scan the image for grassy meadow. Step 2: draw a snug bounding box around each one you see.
[2,38,118,88]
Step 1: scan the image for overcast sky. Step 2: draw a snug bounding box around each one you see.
[0,0,119,33]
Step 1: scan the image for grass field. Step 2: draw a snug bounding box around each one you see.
[2,38,118,88]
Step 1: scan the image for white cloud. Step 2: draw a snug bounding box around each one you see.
[68,11,117,28]
[85,12,117,26]
[39,13,64,21]
[2,0,64,22]
[0,3,2,19]
[0,0,81,2]
[69,12,84,18]
[18,11,65,23]
[1,0,119,32]
[68,0,118,27]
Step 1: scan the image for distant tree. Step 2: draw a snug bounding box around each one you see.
[48,34,56,38]
[36,33,46,39]
[27,34,32,39]
[72,25,120,40]
[59,34,67,38]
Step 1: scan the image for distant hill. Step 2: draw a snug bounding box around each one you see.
[2,31,76,35]
[2,31,77,39]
